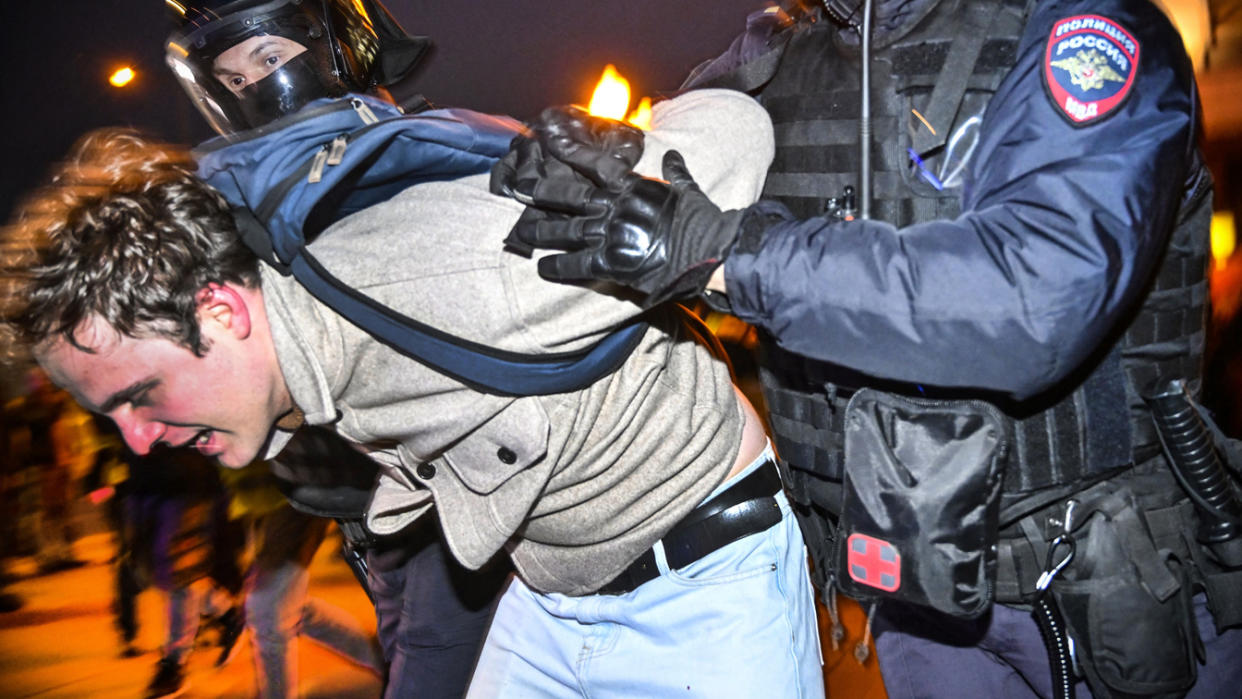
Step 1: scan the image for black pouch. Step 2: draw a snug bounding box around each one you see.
[1049,491,1199,698]
[834,388,1006,617]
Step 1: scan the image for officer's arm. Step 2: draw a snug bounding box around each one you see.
[724,1,1199,400]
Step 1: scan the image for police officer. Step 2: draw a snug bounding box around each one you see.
[164,0,431,134]
[163,2,506,697]
[493,0,1242,696]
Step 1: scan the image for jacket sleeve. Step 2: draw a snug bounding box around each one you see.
[723,0,1202,400]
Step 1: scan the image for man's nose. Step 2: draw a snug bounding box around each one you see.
[114,411,165,455]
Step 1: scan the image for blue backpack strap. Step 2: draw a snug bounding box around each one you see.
[231,207,646,396]
[232,206,290,273]
[291,248,648,396]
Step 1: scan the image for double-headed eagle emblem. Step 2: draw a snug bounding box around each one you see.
[1050,49,1125,91]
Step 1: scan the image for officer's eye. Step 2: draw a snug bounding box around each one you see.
[229,76,246,88]
[264,54,281,67]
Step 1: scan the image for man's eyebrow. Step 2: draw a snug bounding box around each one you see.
[99,378,159,413]
[249,41,278,59]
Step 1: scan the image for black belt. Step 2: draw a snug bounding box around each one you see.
[597,459,784,595]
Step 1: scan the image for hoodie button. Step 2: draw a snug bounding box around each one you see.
[497,447,517,465]
[416,463,436,480]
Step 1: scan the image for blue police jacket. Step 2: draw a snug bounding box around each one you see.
[722,0,1210,401]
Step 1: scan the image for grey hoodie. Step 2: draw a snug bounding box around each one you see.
[260,89,775,595]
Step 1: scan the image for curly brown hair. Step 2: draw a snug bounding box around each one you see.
[0,129,260,360]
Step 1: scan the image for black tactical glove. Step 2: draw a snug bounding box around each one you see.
[510,149,744,308]
[490,105,645,203]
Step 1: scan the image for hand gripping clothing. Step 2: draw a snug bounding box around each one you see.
[687,0,1242,696]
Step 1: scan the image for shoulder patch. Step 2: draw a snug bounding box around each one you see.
[1043,15,1140,126]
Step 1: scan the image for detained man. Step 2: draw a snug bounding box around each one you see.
[2,84,824,697]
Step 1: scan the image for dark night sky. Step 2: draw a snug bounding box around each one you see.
[0,0,763,221]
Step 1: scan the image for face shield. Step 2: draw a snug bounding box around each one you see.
[165,0,386,135]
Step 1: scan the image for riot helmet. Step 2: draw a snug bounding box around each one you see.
[165,0,430,135]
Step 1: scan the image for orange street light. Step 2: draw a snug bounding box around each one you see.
[109,67,136,88]
[1213,211,1237,271]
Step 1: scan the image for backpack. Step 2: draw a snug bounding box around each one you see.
[195,94,645,396]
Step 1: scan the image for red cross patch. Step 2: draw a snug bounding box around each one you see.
[846,533,902,592]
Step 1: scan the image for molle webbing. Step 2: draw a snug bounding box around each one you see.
[1122,188,1213,467]
[759,349,1128,499]
[994,471,1199,604]
[760,347,848,487]
[757,0,1025,223]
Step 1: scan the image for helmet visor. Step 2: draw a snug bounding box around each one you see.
[234,50,349,128]
[165,0,351,135]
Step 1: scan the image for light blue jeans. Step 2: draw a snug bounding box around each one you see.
[466,449,823,698]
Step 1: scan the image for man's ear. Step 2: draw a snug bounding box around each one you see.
[195,283,252,339]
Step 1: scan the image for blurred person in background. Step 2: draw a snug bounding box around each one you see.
[12,368,86,573]
[219,454,383,699]
[118,445,245,698]
[0,391,25,612]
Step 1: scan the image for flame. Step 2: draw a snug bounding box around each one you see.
[587,64,651,130]
[588,65,630,121]
[109,67,135,88]
[628,97,652,131]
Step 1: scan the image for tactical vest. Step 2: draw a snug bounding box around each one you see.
[744,0,1212,602]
